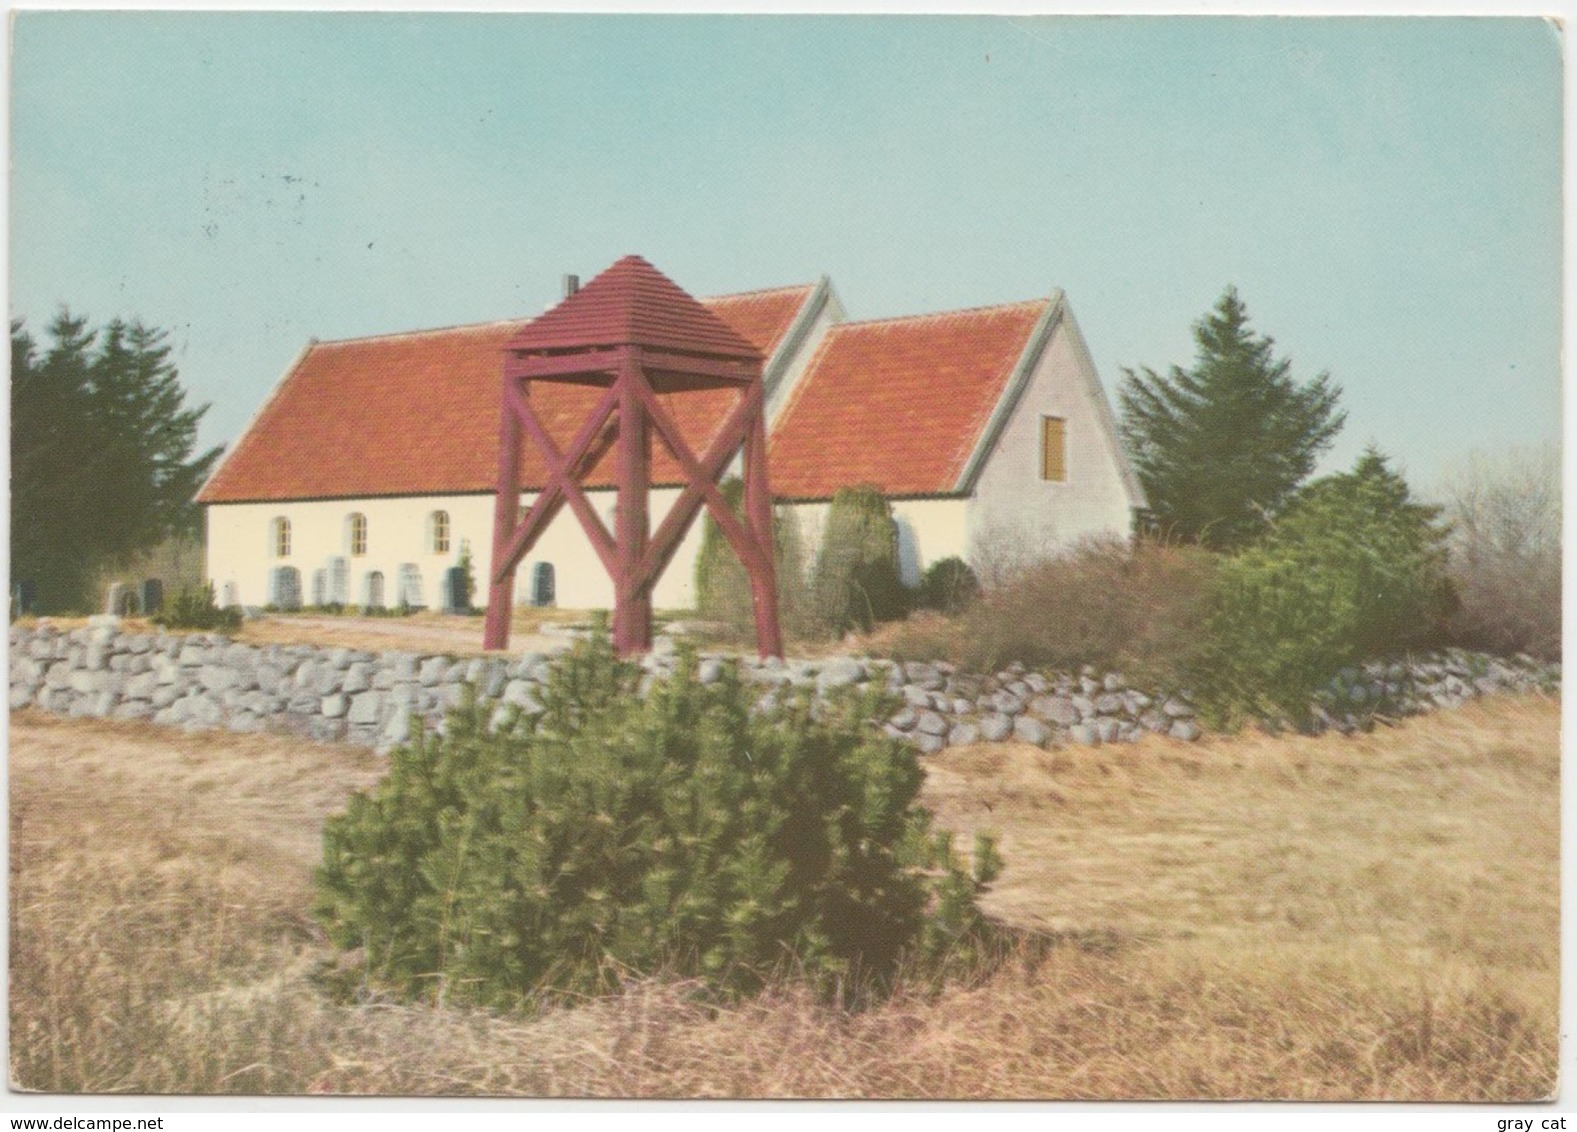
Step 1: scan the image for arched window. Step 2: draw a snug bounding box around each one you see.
[430,510,451,554]
[347,512,368,557]
[272,516,291,558]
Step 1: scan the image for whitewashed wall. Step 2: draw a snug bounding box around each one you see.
[785,497,970,588]
[206,486,712,612]
[965,305,1141,568]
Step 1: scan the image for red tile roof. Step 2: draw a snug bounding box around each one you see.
[507,255,762,360]
[767,300,1049,498]
[197,285,811,504]
[198,283,1051,506]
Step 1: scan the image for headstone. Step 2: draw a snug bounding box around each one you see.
[442,566,470,614]
[268,566,302,611]
[329,557,349,606]
[105,582,137,616]
[397,563,424,609]
[530,561,556,607]
[311,569,328,607]
[362,571,385,612]
[13,580,36,616]
[140,578,163,616]
[219,582,238,609]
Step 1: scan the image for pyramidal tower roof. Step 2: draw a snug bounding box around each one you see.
[506,255,764,360]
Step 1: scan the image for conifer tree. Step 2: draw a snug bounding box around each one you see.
[11,311,221,611]
[1119,288,1345,550]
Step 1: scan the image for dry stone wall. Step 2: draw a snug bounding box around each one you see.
[9,617,1559,757]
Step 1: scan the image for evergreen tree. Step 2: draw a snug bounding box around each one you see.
[1119,288,1345,550]
[11,311,221,612]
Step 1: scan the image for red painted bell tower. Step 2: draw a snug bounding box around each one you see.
[482,256,783,658]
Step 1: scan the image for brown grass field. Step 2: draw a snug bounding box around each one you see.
[8,694,1559,1099]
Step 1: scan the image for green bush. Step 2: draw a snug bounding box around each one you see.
[313,622,1001,1010]
[152,583,242,633]
[1190,450,1455,728]
[809,485,909,636]
[693,477,812,639]
[916,557,981,616]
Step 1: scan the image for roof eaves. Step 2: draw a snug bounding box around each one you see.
[195,339,319,505]
[950,292,1064,496]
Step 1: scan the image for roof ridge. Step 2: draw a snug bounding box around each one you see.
[701,282,817,301]
[314,316,533,348]
[831,297,1049,332]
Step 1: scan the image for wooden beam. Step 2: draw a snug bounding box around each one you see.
[507,382,619,577]
[483,387,525,650]
[492,382,620,582]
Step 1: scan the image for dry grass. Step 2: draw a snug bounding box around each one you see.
[9,696,1558,1099]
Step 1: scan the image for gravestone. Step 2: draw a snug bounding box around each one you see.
[311,568,328,608]
[530,561,556,607]
[105,582,137,616]
[442,567,470,614]
[140,578,164,616]
[269,566,302,611]
[328,557,349,606]
[220,582,238,609]
[362,571,385,612]
[397,563,424,610]
[13,580,36,616]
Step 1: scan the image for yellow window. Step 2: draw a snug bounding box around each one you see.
[1041,416,1067,482]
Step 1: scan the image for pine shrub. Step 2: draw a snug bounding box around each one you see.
[809,485,909,636]
[916,557,981,616]
[314,621,1000,1010]
[152,583,243,633]
[1190,450,1456,728]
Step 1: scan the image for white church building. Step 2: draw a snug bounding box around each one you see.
[197,265,1146,614]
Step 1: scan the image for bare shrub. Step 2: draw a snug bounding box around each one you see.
[952,535,1219,681]
[1438,445,1560,659]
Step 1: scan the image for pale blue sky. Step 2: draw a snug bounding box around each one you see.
[9,12,1562,491]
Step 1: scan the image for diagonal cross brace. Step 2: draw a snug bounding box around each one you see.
[631,381,765,592]
[496,380,620,582]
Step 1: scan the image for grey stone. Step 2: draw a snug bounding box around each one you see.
[321,694,347,719]
[198,666,241,693]
[916,710,949,737]
[1169,720,1202,742]
[1068,723,1101,746]
[816,657,864,690]
[9,686,34,710]
[418,656,450,687]
[347,691,386,726]
[1103,672,1126,692]
[1094,693,1125,716]
[948,721,981,747]
[68,670,111,695]
[111,701,155,722]
[992,691,1025,716]
[1162,697,1194,719]
[911,732,946,756]
[902,684,932,707]
[1094,717,1121,744]
[1013,716,1051,747]
[888,705,918,731]
[1031,694,1080,727]
[184,696,224,730]
[1023,672,1050,694]
[977,713,1013,742]
[150,685,181,710]
[1071,694,1096,721]
[698,658,725,685]
[340,662,373,696]
[122,672,158,701]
